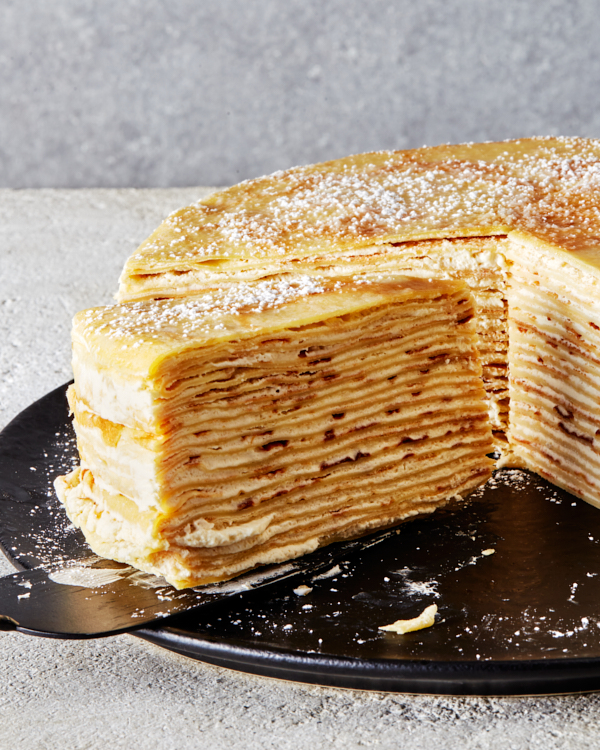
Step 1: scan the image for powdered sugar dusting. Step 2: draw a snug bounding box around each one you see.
[393,567,441,599]
[80,275,326,342]
[127,137,600,276]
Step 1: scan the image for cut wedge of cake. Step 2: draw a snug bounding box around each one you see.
[55,276,494,588]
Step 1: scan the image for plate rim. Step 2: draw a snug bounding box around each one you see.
[135,625,600,696]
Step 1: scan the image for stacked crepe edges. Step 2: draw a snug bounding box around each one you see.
[506,235,600,506]
[55,275,494,589]
[57,138,600,588]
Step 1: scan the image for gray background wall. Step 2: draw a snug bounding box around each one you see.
[1,0,599,188]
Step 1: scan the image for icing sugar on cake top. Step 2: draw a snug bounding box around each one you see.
[119,137,600,303]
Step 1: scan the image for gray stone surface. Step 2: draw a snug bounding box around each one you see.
[0,186,212,429]
[4,189,600,748]
[1,0,600,189]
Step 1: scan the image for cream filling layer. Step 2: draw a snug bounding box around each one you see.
[73,356,156,432]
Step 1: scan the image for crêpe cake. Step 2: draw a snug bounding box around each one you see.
[115,137,600,509]
[55,276,494,589]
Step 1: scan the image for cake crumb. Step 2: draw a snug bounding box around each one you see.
[312,565,341,581]
[481,548,495,556]
[293,585,313,596]
[379,603,438,634]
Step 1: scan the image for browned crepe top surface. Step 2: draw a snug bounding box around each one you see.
[123,138,600,278]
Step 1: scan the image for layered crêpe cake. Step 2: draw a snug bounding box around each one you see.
[56,136,600,587]
[55,276,493,588]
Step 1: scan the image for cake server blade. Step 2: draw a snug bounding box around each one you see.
[0,530,395,639]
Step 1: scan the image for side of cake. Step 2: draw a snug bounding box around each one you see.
[55,276,494,588]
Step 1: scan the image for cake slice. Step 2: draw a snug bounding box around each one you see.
[55,276,494,588]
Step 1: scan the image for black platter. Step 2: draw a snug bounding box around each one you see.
[2,384,600,695]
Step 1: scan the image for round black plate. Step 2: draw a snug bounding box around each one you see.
[3,385,600,695]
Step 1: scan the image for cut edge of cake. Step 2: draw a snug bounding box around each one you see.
[55,275,494,588]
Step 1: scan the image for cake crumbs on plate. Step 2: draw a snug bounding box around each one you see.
[379,603,438,635]
[293,584,313,596]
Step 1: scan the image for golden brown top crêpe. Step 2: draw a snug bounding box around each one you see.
[118,137,600,301]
